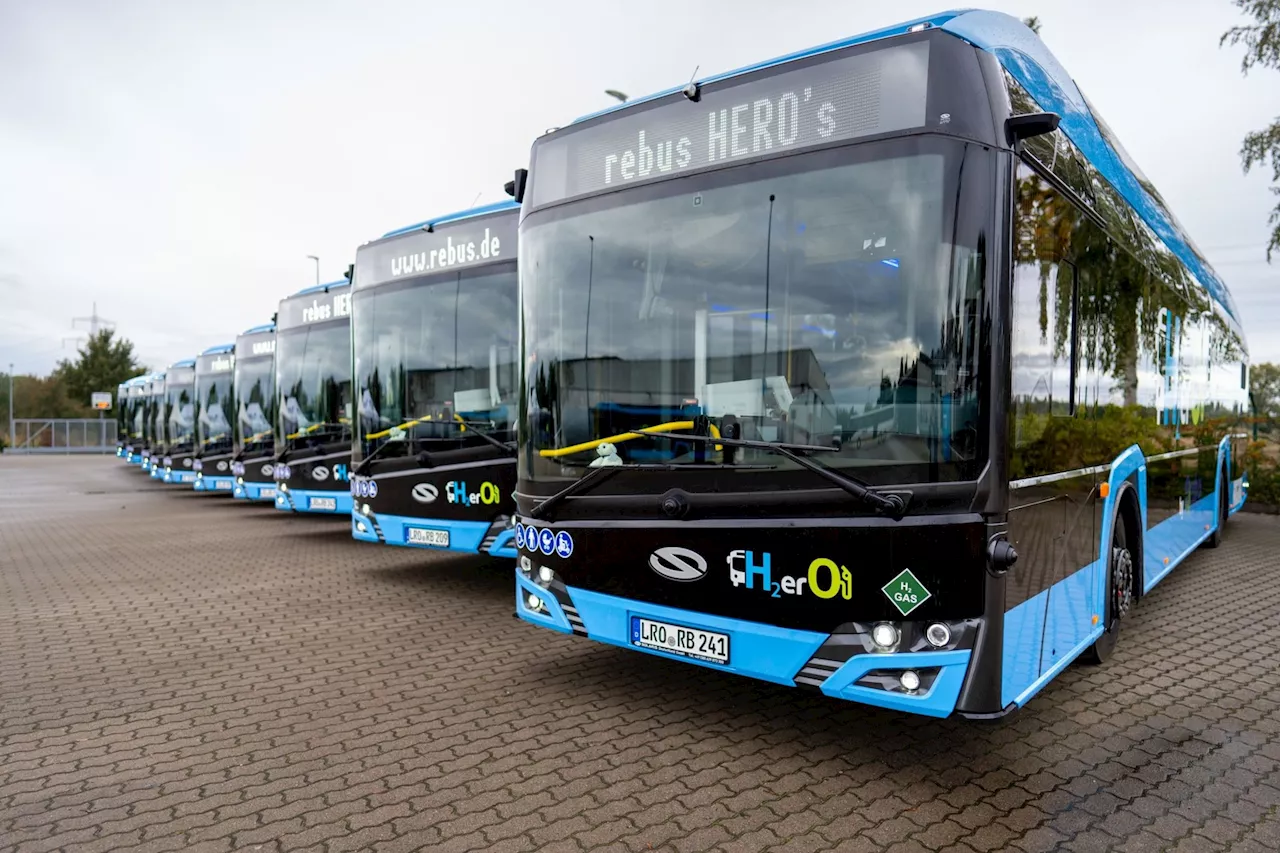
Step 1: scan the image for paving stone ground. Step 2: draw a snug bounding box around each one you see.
[1,455,1279,853]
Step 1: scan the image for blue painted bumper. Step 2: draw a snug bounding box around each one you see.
[162,470,198,485]
[515,578,971,718]
[233,481,278,502]
[276,487,353,515]
[351,510,517,558]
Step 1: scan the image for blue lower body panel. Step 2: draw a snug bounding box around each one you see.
[351,510,516,558]
[234,481,278,502]
[515,578,972,717]
[194,475,235,493]
[163,470,198,485]
[276,487,352,515]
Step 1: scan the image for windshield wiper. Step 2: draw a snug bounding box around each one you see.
[354,437,403,475]
[452,419,516,456]
[624,429,909,520]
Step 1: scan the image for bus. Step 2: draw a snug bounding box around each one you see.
[349,201,520,557]
[511,10,1249,720]
[273,279,354,515]
[231,323,278,502]
[155,358,197,483]
[118,374,149,460]
[192,342,237,493]
[137,372,165,471]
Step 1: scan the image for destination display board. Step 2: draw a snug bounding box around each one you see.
[236,330,276,360]
[529,40,930,208]
[163,367,195,386]
[277,284,352,330]
[354,210,517,290]
[196,352,235,375]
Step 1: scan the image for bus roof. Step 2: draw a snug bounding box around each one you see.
[239,322,275,335]
[200,343,235,356]
[561,7,1238,324]
[380,199,520,239]
[166,358,196,370]
[291,279,350,297]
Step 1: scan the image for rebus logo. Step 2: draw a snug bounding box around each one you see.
[251,341,275,356]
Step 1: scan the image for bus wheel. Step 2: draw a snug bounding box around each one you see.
[1082,520,1133,665]
[1205,468,1228,549]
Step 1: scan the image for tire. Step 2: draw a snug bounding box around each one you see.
[1081,516,1135,665]
[1204,467,1228,549]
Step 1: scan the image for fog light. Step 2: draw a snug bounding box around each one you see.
[871,622,899,650]
[280,483,288,492]
[900,670,921,692]
[926,623,951,648]
[538,565,554,583]
[526,594,542,611]
[236,476,244,485]
[356,521,367,533]
[519,556,532,573]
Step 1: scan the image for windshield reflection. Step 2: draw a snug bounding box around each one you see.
[354,265,517,460]
[276,323,352,449]
[520,140,991,485]
[235,356,275,455]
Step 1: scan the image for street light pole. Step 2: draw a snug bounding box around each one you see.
[306,255,320,286]
[7,363,13,452]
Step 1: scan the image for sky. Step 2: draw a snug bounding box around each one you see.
[1,0,1276,377]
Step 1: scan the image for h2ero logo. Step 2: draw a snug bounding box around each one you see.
[728,550,852,600]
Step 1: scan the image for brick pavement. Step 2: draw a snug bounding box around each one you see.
[1,455,1278,853]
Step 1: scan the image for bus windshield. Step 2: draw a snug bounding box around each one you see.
[165,382,195,453]
[355,264,518,459]
[521,138,992,487]
[235,355,275,455]
[195,357,235,456]
[276,321,351,448]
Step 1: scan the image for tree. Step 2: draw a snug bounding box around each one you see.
[1023,16,1042,35]
[1221,0,1280,259]
[53,329,148,409]
[1251,362,1280,417]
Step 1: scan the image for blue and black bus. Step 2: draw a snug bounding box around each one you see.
[118,374,149,460]
[511,10,1249,719]
[155,358,197,483]
[349,201,520,557]
[232,323,278,502]
[137,372,165,472]
[192,343,237,493]
[273,279,354,515]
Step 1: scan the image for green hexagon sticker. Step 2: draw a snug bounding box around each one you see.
[882,568,931,616]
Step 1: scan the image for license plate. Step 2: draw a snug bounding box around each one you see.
[260,488,276,498]
[406,527,450,547]
[215,480,232,490]
[630,616,729,665]
[309,496,337,510]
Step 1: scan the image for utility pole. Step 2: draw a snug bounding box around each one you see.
[7,363,13,452]
[65,302,116,348]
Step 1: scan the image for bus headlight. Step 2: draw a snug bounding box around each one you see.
[538,565,554,584]
[871,622,899,651]
[925,623,951,648]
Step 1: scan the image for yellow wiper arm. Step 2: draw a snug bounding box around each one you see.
[538,420,721,458]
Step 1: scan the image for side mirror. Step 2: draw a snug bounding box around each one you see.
[504,168,528,203]
[1005,111,1060,146]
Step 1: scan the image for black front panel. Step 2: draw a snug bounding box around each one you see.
[357,459,516,521]
[516,516,986,632]
[238,451,277,485]
[276,446,351,493]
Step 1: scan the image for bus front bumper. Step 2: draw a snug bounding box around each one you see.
[515,574,973,719]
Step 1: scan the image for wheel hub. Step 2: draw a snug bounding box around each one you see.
[1112,547,1134,621]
